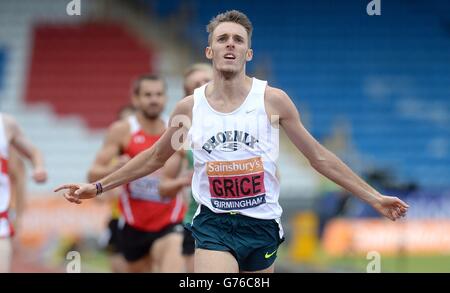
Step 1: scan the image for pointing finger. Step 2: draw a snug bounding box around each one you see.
[54,184,75,193]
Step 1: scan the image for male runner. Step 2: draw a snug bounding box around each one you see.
[97,104,135,273]
[159,63,213,272]
[56,10,409,273]
[0,113,47,273]
[86,75,185,273]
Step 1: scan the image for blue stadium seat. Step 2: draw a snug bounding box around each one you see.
[0,48,6,91]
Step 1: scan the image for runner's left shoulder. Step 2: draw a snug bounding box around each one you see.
[264,86,291,106]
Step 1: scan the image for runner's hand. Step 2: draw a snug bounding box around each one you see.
[54,183,97,204]
[32,167,47,183]
[372,195,409,221]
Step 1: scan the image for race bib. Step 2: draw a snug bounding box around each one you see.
[207,157,266,210]
[128,176,167,203]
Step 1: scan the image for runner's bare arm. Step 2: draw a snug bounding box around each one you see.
[8,148,26,223]
[4,115,47,183]
[159,150,192,198]
[54,96,194,203]
[87,121,128,182]
[265,87,409,221]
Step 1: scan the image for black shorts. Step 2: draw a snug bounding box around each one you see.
[98,218,120,254]
[117,222,184,262]
[182,227,196,256]
[186,205,284,271]
[107,218,120,253]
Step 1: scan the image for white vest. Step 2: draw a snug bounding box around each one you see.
[0,114,10,213]
[188,78,282,220]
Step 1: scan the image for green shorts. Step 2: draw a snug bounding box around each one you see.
[187,205,284,271]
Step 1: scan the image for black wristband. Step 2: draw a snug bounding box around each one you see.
[95,182,103,196]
